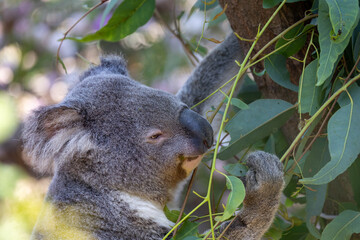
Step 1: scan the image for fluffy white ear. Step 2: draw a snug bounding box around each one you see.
[22,104,94,174]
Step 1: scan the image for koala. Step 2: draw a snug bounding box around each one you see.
[23,34,284,240]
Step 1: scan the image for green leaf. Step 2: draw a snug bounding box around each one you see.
[275,24,307,57]
[316,0,359,85]
[303,138,331,178]
[223,163,248,177]
[325,0,359,42]
[265,54,299,92]
[264,134,276,154]
[175,221,199,240]
[354,31,360,63]
[223,97,249,110]
[230,98,249,110]
[189,37,208,56]
[164,205,184,223]
[300,97,360,185]
[100,0,119,27]
[262,0,305,9]
[208,5,227,27]
[281,224,309,240]
[80,0,155,42]
[237,75,261,104]
[299,59,322,115]
[272,215,292,231]
[219,99,296,160]
[338,84,360,107]
[320,210,360,240]
[182,237,201,240]
[348,157,360,208]
[253,68,266,77]
[193,0,219,11]
[303,138,329,238]
[215,175,245,222]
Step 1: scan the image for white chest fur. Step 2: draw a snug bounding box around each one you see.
[110,191,174,228]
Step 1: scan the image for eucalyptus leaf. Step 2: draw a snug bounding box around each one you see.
[348,157,360,208]
[320,210,360,240]
[215,175,245,222]
[265,54,299,92]
[306,185,327,239]
[264,134,276,154]
[354,31,360,63]
[230,98,249,110]
[253,68,266,77]
[193,0,219,11]
[299,59,321,115]
[208,5,227,27]
[316,0,359,85]
[164,205,184,223]
[219,99,295,160]
[303,138,329,238]
[182,237,201,240]
[262,0,305,9]
[338,83,360,107]
[325,0,359,42]
[275,24,307,57]
[224,163,248,177]
[281,223,309,240]
[272,215,292,231]
[238,75,261,104]
[300,97,360,185]
[175,221,199,240]
[80,0,155,42]
[100,0,119,27]
[189,37,208,56]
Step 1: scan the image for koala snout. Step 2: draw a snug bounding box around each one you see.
[179,108,214,154]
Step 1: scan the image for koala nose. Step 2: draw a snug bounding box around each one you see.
[179,108,214,154]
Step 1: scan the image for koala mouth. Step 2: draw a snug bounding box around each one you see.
[185,156,199,162]
[181,155,203,175]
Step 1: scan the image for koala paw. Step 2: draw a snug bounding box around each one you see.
[244,151,284,196]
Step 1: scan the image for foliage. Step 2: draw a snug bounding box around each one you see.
[1,0,360,239]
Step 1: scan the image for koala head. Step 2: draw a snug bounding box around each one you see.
[23,56,213,204]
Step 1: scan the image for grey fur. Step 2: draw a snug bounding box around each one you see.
[23,33,284,240]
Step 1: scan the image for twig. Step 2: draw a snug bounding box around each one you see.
[154,9,199,66]
[172,168,198,237]
[217,215,239,239]
[56,0,109,66]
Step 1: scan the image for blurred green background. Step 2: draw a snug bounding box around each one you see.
[0,0,230,238]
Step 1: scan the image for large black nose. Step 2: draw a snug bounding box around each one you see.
[179,108,214,154]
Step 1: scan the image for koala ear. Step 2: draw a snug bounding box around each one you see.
[80,55,128,81]
[22,104,94,174]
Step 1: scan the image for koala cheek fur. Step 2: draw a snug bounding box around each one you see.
[23,34,284,240]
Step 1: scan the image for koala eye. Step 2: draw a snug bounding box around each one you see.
[146,130,164,143]
[150,133,162,139]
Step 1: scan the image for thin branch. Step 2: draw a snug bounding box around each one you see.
[154,9,199,66]
[217,215,239,239]
[57,0,109,66]
[172,168,198,237]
